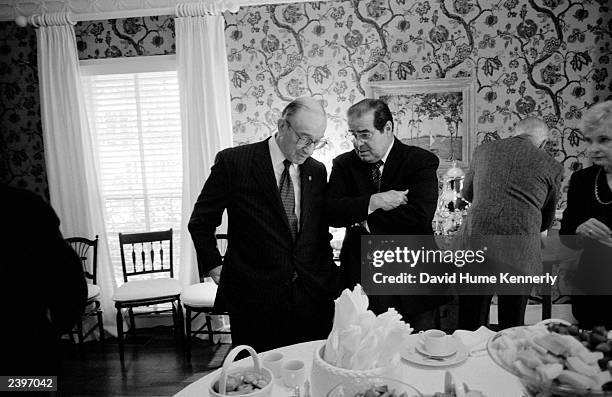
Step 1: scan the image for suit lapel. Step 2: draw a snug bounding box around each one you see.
[251,138,291,231]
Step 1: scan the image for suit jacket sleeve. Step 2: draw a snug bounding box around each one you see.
[368,152,439,232]
[541,163,563,232]
[325,156,372,227]
[188,151,230,279]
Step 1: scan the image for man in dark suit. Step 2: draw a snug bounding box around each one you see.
[326,98,449,330]
[455,117,563,330]
[188,97,336,352]
[0,184,87,379]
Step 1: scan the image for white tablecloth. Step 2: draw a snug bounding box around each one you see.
[174,336,525,397]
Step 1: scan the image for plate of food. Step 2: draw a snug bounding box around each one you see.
[487,320,612,396]
[325,376,423,397]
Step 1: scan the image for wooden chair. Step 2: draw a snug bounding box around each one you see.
[182,233,231,359]
[65,236,104,343]
[113,229,183,361]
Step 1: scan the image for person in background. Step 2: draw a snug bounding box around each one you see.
[188,97,337,352]
[455,117,563,330]
[325,98,449,330]
[0,184,87,382]
[560,100,612,329]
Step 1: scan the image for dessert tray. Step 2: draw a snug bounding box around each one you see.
[487,320,612,396]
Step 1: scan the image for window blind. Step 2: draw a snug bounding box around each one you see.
[82,71,182,285]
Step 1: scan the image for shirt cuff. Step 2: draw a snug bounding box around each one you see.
[368,196,375,214]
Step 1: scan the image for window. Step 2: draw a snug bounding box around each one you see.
[81,57,182,285]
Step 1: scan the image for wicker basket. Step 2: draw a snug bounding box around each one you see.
[310,343,400,397]
[208,345,274,397]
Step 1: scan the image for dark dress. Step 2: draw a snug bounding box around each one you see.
[560,165,612,328]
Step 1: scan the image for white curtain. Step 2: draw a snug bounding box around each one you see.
[176,1,236,288]
[34,13,117,337]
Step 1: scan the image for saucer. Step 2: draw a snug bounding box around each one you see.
[415,340,457,358]
[401,336,468,368]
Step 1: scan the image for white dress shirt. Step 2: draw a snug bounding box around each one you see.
[269,136,301,227]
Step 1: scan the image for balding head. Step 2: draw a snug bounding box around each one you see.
[514,117,549,149]
[281,96,326,120]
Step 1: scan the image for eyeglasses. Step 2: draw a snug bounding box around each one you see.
[346,131,374,142]
[285,120,328,150]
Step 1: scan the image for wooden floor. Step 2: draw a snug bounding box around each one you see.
[59,326,231,397]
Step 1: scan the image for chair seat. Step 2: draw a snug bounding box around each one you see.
[181,282,217,308]
[87,284,101,300]
[113,278,181,302]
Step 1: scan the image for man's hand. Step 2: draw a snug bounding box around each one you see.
[208,265,222,285]
[369,189,409,212]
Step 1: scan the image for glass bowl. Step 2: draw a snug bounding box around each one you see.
[326,376,423,397]
[487,325,612,396]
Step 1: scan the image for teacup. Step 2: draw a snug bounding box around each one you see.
[282,359,305,388]
[419,329,452,355]
[262,351,284,378]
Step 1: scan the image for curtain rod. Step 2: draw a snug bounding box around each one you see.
[16,8,179,25]
[13,0,313,26]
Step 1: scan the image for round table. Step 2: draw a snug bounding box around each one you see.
[174,338,525,396]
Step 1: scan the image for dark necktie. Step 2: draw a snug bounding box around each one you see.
[279,159,298,240]
[370,160,384,192]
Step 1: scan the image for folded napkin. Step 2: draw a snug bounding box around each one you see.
[324,285,413,370]
[452,326,496,353]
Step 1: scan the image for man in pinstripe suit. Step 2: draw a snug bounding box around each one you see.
[188,97,337,352]
[455,117,563,330]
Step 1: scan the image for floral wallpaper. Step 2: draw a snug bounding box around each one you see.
[0,21,47,198]
[74,16,175,58]
[4,0,612,206]
[223,0,612,210]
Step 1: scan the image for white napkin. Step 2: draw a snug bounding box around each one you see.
[323,285,413,370]
[324,284,369,365]
[452,326,495,354]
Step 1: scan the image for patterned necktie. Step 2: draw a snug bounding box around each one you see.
[370,160,384,192]
[279,159,298,240]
